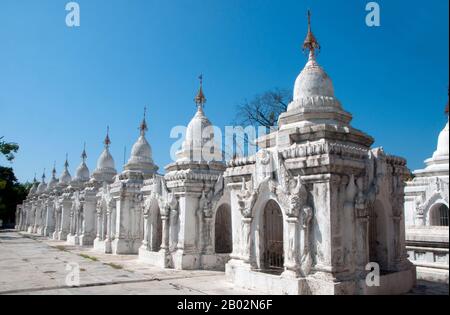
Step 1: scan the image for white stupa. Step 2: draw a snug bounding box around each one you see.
[279,11,353,130]
[92,127,117,183]
[72,145,90,185]
[123,109,159,178]
[59,155,72,187]
[36,172,47,194]
[414,102,449,177]
[176,76,222,163]
[46,164,58,192]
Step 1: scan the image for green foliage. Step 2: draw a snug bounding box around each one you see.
[0,137,27,226]
[0,137,19,162]
[0,167,29,225]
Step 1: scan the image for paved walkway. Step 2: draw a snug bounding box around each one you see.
[0,230,448,295]
[0,230,262,295]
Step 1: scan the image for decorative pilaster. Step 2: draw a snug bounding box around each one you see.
[58,193,72,241]
[236,179,257,264]
[43,199,55,237]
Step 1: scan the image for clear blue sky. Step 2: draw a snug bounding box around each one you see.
[0,0,448,183]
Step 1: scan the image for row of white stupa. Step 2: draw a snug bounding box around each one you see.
[26,78,217,194]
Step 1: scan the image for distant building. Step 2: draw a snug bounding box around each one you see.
[404,96,449,283]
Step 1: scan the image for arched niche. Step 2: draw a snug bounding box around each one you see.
[214,203,233,254]
[429,203,449,227]
[260,199,284,274]
[147,200,163,252]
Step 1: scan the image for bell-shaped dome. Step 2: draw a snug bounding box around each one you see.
[293,57,334,101]
[59,157,72,186]
[73,146,90,183]
[176,77,222,163]
[36,173,47,194]
[47,166,58,191]
[128,135,154,165]
[93,149,117,183]
[433,120,449,159]
[93,128,117,183]
[74,162,90,182]
[97,149,115,170]
[124,111,159,177]
[184,107,213,149]
[287,50,341,114]
[28,176,39,197]
[415,99,450,175]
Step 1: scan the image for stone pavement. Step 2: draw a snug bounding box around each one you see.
[0,230,263,295]
[0,230,448,295]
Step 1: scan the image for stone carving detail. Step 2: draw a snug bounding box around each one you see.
[280,141,368,160]
[194,176,226,253]
[354,151,383,218]
[236,178,258,218]
[300,205,314,274]
[415,178,449,222]
[142,175,179,253]
[275,175,309,218]
[277,154,315,276]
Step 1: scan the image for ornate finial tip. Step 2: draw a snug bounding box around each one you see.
[139,110,148,135]
[143,106,147,120]
[105,137,111,146]
[104,126,111,147]
[302,10,320,54]
[195,75,207,106]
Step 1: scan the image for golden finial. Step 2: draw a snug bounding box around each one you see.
[195,74,207,108]
[104,126,111,148]
[303,10,321,55]
[140,107,148,136]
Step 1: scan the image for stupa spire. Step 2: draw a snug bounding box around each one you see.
[52,162,57,179]
[41,169,46,183]
[81,143,87,163]
[64,154,69,170]
[140,107,148,136]
[194,74,207,112]
[302,10,321,61]
[104,126,111,148]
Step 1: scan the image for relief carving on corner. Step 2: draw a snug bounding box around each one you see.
[236,178,258,218]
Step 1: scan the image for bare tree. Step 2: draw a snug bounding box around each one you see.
[234,89,292,129]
